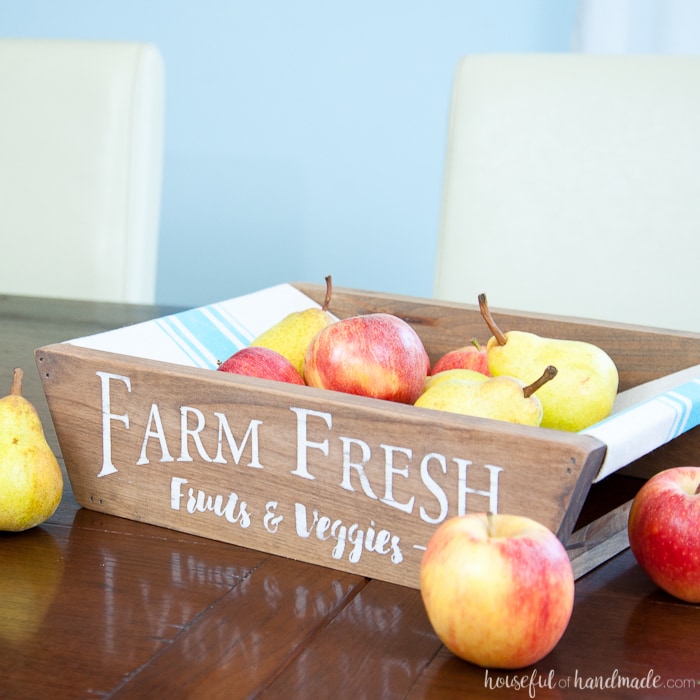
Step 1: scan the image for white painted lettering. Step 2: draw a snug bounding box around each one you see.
[294,502,318,538]
[171,476,188,509]
[346,523,365,563]
[455,459,503,514]
[178,406,213,463]
[293,503,403,565]
[339,436,378,500]
[212,412,263,467]
[330,519,348,559]
[264,501,284,533]
[380,444,416,514]
[136,403,174,465]
[290,406,332,480]
[96,371,131,477]
[419,453,449,524]
[170,476,251,527]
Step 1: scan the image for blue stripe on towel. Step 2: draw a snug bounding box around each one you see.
[155,305,256,369]
[663,379,700,438]
[205,304,254,348]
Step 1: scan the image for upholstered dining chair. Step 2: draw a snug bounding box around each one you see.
[433,54,700,333]
[0,39,164,304]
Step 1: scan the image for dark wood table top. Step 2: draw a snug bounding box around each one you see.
[1,293,699,699]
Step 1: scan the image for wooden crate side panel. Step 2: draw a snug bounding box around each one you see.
[36,344,604,589]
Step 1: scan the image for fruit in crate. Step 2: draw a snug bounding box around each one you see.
[431,338,490,377]
[420,512,574,669]
[478,294,619,432]
[249,275,335,376]
[627,466,700,603]
[217,347,305,385]
[415,366,557,427]
[421,368,489,394]
[304,312,430,404]
[0,368,64,531]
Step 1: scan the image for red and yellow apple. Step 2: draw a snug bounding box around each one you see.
[420,512,574,669]
[627,466,700,603]
[304,312,430,404]
[431,339,490,377]
[217,346,305,385]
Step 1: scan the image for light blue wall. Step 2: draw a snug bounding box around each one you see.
[2,1,579,307]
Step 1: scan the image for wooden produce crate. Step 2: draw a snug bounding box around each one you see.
[35,283,700,589]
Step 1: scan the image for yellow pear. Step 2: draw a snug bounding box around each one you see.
[478,294,619,432]
[421,368,489,395]
[0,368,63,531]
[250,275,335,376]
[415,366,557,427]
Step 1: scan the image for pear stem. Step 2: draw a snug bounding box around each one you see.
[523,365,558,399]
[10,367,23,397]
[322,275,333,312]
[478,294,507,346]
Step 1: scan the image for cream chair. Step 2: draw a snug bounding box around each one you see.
[0,39,164,304]
[434,54,700,333]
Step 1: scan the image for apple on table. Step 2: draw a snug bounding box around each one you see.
[628,466,700,603]
[420,512,574,669]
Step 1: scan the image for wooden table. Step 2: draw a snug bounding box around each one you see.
[1,294,698,699]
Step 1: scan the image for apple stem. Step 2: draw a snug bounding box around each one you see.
[10,367,23,397]
[322,275,333,312]
[478,294,507,346]
[471,337,482,351]
[695,481,700,496]
[523,366,558,399]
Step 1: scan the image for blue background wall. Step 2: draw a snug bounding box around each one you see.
[2,1,580,307]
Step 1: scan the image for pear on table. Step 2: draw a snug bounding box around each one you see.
[250,275,335,376]
[478,294,619,432]
[0,368,63,531]
[415,365,557,427]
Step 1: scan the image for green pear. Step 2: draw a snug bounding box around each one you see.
[478,294,619,432]
[415,366,557,427]
[250,275,335,376]
[0,368,63,531]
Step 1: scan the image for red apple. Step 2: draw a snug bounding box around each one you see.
[217,347,305,385]
[303,313,429,404]
[431,338,491,377]
[420,512,574,669]
[628,466,700,603]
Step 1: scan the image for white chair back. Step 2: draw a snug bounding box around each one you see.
[434,54,700,332]
[0,39,164,304]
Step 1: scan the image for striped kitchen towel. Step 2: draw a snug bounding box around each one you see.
[68,283,334,368]
[582,365,700,481]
